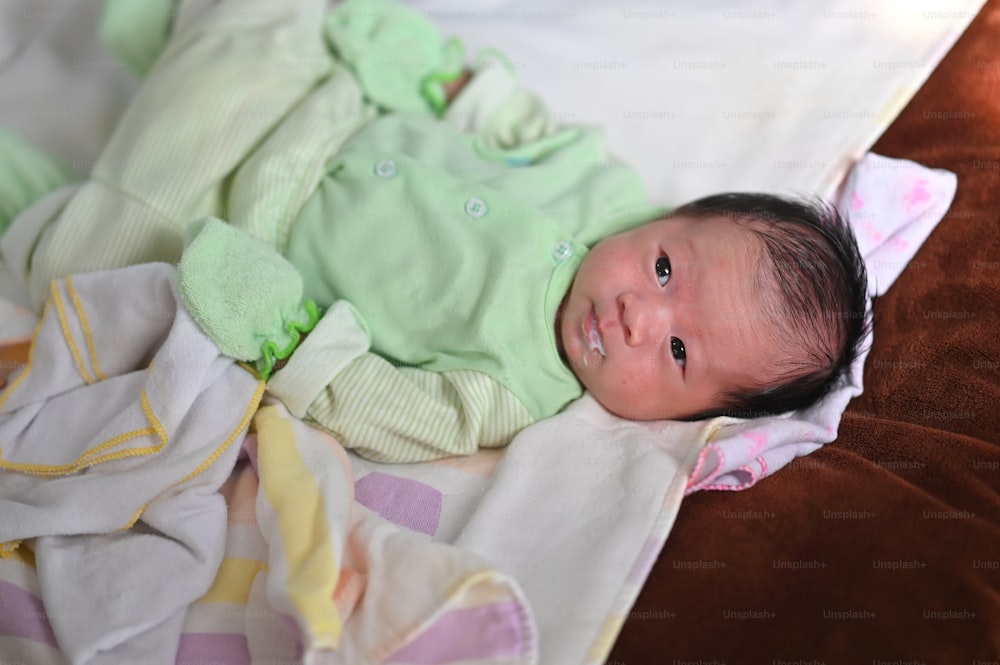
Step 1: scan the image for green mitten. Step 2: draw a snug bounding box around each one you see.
[324,0,465,116]
[0,128,78,237]
[177,217,320,379]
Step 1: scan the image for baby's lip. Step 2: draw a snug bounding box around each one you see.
[585,306,606,358]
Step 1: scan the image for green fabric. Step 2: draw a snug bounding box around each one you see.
[177,217,319,380]
[286,113,665,421]
[325,0,465,115]
[0,128,78,237]
[100,0,176,78]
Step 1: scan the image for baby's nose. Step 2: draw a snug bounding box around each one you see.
[619,292,669,346]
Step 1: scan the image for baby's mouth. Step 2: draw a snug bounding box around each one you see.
[585,308,606,358]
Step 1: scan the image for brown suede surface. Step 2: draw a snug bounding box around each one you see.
[609,3,1000,662]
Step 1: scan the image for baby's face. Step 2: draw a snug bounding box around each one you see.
[557,214,775,420]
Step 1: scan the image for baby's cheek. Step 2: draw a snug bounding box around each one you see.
[566,359,588,381]
[607,373,670,420]
[608,361,651,404]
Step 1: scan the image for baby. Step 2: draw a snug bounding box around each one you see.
[179,185,867,465]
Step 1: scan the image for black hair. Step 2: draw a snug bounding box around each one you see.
[671,192,870,419]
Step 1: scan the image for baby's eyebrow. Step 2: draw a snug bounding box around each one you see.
[681,235,707,276]
[670,236,700,301]
[682,332,698,380]
[672,235,705,378]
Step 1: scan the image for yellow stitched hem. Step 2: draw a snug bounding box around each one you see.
[66,276,106,382]
[51,279,94,384]
[120,378,266,530]
[0,303,49,411]
[0,385,170,477]
[176,380,265,486]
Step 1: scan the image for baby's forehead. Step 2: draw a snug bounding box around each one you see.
[689,224,792,354]
[703,296,802,389]
[671,215,770,271]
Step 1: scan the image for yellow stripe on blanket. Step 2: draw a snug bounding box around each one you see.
[254,405,342,649]
[200,558,269,605]
[586,613,625,665]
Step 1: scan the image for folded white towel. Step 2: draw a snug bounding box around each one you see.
[0,262,263,664]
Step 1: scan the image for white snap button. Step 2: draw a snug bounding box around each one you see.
[374,160,397,177]
[465,197,488,218]
[551,241,573,262]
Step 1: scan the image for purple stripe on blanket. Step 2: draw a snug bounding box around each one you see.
[386,601,528,664]
[0,581,58,646]
[355,472,442,537]
[175,633,251,665]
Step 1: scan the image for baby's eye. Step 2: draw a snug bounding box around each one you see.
[655,255,671,287]
[670,337,686,367]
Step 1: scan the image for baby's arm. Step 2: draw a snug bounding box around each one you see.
[274,349,532,463]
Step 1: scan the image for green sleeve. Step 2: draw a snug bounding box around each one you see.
[305,355,534,463]
[323,0,465,116]
[100,0,178,78]
[264,297,531,462]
